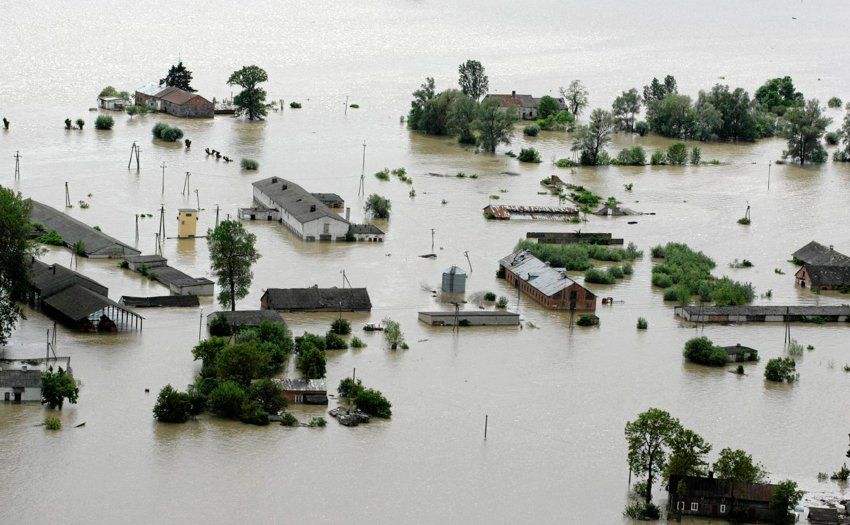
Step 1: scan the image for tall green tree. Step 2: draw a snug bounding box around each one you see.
[560,80,589,117]
[755,76,803,116]
[207,220,260,311]
[571,108,615,165]
[160,61,196,92]
[227,65,269,120]
[837,110,850,161]
[712,448,768,483]
[664,427,711,479]
[769,480,804,524]
[457,60,488,100]
[648,93,695,139]
[642,75,678,123]
[781,99,831,165]
[407,77,436,131]
[474,98,517,153]
[447,92,478,144]
[41,367,79,409]
[0,187,35,347]
[612,88,641,131]
[625,408,682,507]
[537,95,560,120]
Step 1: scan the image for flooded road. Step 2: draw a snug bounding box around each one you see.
[2,1,850,522]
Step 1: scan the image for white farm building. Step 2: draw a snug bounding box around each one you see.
[245,177,351,241]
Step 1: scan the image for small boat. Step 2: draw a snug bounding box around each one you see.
[419,253,437,259]
[363,323,383,332]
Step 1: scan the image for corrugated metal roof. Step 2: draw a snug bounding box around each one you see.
[29,199,139,257]
[499,250,582,297]
[279,378,326,392]
[42,284,125,321]
[262,287,371,311]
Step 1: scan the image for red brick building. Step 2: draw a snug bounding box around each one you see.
[498,250,596,311]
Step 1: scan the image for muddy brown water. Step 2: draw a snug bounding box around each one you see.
[2,1,850,523]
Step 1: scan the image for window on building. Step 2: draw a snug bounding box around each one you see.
[323,223,330,234]
[676,501,684,511]
[690,502,698,512]
[719,504,726,514]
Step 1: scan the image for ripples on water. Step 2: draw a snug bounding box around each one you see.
[2,1,850,522]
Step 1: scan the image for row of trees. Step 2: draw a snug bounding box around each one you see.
[407,61,518,152]
[625,408,802,522]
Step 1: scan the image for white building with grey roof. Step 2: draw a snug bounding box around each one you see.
[248,177,351,242]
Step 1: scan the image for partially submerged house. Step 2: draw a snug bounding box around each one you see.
[667,474,777,522]
[278,378,328,405]
[675,305,850,323]
[795,264,850,291]
[792,241,850,266]
[418,310,519,326]
[97,96,125,110]
[1,357,72,403]
[483,91,565,120]
[123,254,214,296]
[347,223,385,242]
[261,287,372,312]
[311,193,344,210]
[134,84,213,118]
[29,199,140,259]
[498,250,596,311]
[28,259,143,331]
[120,295,199,308]
[807,507,840,524]
[720,344,759,363]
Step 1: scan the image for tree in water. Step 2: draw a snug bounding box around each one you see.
[227,65,270,120]
[571,108,615,165]
[447,92,478,144]
[612,88,641,131]
[207,220,260,311]
[781,99,831,165]
[560,80,589,117]
[0,186,35,346]
[625,408,681,509]
[407,77,436,131]
[160,61,196,92]
[755,76,803,116]
[41,367,79,409]
[457,60,488,100]
[474,98,517,153]
[712,448,768,483]
[663,427,711,479]
[769,480,803,524]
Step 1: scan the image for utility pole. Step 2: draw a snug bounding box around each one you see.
[215,204,220,227]
[464,250,472,273]
[128,142,140,170]
[182,172,191,196]
[160,162,166,196]
[358,141,366,196]
[767,163,771,190]
[198,308,204,342]
[195,188,200,211]
[157,205,166,249]
[344,95,349,116]
[13,151,21,180]
[484,414,488,440]
[431,228,436,254]
[65,182,71,208]
[134,214,139,247]
[154,232,161,256]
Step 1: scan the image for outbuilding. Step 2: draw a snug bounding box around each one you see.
[441,266,467,293]
[278,378,328,405]
[498,250,596,311]
[261,286,371,312]
[1,357,73,403]
[250,177,351,242]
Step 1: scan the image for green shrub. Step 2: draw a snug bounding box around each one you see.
[94,115,114,130]
[690,146,702,165]
[44,416,62,431]
[634,121,649,136]
[279,412,299,426]
[514,239,640,272]
[828,97,842,108]
[350,336,366,348]
[518,147,542,163]
[238,399,269,426]
[152,122,168,138]
[241,158,259,170]
[295,332,326,352]
[555,158,579,168]
[324,331,348,350]
[41,367,78,409]
[38,230,64,246]
[338,377,364,399]
[637,317,648,330]
[75,118,85,130]
[207,314,232,336]
[764,357,797,382]
[365,193,391,219]
[683,336,728,366]
[248,378,286,414]
[208,380,248,419]
[161,126,183,142]
[297,347,326,379]
[826,131,840,146]
[667,142,688,165]
[483,291,496,302]
[308,416,327,427]
[651,242,753,306]
[650,149,667,165]
[349,103,359,109]
[374,168,390,181]
[330,318,351,335]
[496,296,508,309]
[289,101,302,108]
[613,146,646,166]
[576,314,599,326]
[153,384,193,423]
[523,124,540,137]
[355,388,392,418]
[585,268,615,284]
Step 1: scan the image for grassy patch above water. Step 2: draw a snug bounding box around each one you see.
[516,239,642,271]
[651,242,754,306]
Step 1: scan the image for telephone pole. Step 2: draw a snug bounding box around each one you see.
[160,162,167,196]
[464,250,473,273]
[358,141,366,196]
[128,142,140,170]
[13,151,21,180]
[134,214,139,247]
[430,228,436,254]
[182,172,191,196]
[215,204,220,227]
[65,182,71,208]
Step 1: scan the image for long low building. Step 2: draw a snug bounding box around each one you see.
[418,310,520,326]
[124,254,213,296]
[249,177,351,241]
[675,305,850,323]
[1,357,73,403]
[498,250,596,311]
[261,287,371,312]
[29,199,140,259]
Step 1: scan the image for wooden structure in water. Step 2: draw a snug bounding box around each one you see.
[418,310,520,326]
[484,204,578,221]
[675,305,850,323]
[526,232,624,245]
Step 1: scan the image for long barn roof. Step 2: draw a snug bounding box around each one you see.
[253,177,349,225]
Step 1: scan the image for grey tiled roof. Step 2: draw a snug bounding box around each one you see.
[262,287,371,311]
[793,241,850,266]
[498,250,586,297]
[253,177,349,225]
[29,199,139,257]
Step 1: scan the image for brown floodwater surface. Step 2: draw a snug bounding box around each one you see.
[2,1,850,523]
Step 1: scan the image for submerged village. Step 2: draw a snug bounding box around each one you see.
[4,52,850,524]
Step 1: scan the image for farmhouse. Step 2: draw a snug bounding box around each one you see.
[720,343,759,362]
[483,91,565,120]
[278,378,328,405]
[667,474,778,522]
[134,84,213,118]
[249,177,350,241]
[261,287,371,312]
[97,96,125,110]
[795,264,850,291]
[792,241,850,266]
[1,357,73,403]
[498,250,596,311]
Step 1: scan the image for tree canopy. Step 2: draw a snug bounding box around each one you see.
[572,109,615,165]
[781,99,830,165]
[160,61,196,92]
[625,408,682,507]
[227,65,269,120]
[457,59,488,100]
[755,76,803,116]
[41,367,79,409]
[0,186,35,346]
[561,80,589,117]
[612,88,641,131]
[475,98,517,153]
[207,220,260,311]
[712,448,768,483]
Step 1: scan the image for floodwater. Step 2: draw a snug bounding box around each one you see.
[2,1,850,523]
